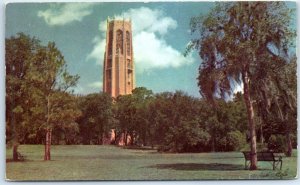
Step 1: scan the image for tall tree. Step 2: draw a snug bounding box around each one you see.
[6,33,40,160]
[28,42,80,160]
[6,33,80,160]
[186,2,295,169]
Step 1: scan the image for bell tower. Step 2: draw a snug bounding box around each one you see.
[103,18,135,98]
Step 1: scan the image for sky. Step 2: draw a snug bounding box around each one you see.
[5,1,296,97]
[5,2,217,97]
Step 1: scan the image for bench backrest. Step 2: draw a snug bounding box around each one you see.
[242,151,275,161]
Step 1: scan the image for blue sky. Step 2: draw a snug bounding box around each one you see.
[5,2,217,97]
[5,2,296,97]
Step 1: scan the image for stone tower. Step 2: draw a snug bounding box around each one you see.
[103,18,135,98]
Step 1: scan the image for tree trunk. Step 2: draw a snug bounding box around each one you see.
[44,129,52,160]
[13,143,19,161]
[276,101,293,157]
[242,70,257,170]
[286,133,292,157]
[44,130,48,160]
[211,136,215,152]
[259,118,264,144]
[44,94,52,161]
[143,135,147,147]
[260,125,264,144]
[124,131,128,146]
[99,133,103,145]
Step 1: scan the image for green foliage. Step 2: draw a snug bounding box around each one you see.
[267,135,286,153]
[147,91,210,152]
[161,120,210,152]
[114,87,154,145]
[224,131,247,151]
[77,93,113,144]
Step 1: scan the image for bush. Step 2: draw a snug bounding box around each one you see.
[241,142,268,152]
[267,134,286,153]
[158,121,211,153]
[225,131,247,151]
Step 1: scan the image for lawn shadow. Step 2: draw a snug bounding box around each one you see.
[6,158,29,163]
[123,145,157,151]
[147,163,244,171]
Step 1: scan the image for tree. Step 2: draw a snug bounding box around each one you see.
[114,87,153,146]
[131,87,154,145]
[77,93,113,145]
[6,33,80,160]
[201,98,247,152]
[30,43,80,160]
[149,91,210,152]
[115,94,135,145]
[186,2,295,169]
[6,33,40,160]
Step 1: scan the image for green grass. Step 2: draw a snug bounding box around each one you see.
[6,145,298,180]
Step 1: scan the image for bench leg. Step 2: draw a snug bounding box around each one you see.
[280,161,282,170]
[273,161,283,170]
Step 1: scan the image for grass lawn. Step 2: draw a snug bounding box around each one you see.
[6,145,297,181]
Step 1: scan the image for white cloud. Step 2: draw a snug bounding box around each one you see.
[86,7,194,73]
[134,32,192,70]
[38,3,93,26]
[72,81,102,95]
[88,81,103,88]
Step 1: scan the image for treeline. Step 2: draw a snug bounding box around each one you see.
[9,85,297,154]
[75,89,297,153]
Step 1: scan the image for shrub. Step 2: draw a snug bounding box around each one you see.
[241,142,268,152]
[225,131,247,151]
[158,120,210,153]
[267,134,286,153]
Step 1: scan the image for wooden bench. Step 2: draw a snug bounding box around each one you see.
[242,151,282,170]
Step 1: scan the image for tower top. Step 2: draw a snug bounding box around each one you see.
[106,16,131,23]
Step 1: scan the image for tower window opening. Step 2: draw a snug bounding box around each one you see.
[108,31,113,55]
[127,59,131,69]
[126,31,130,55]
[127,71,131,79]
[116,30,123,54]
